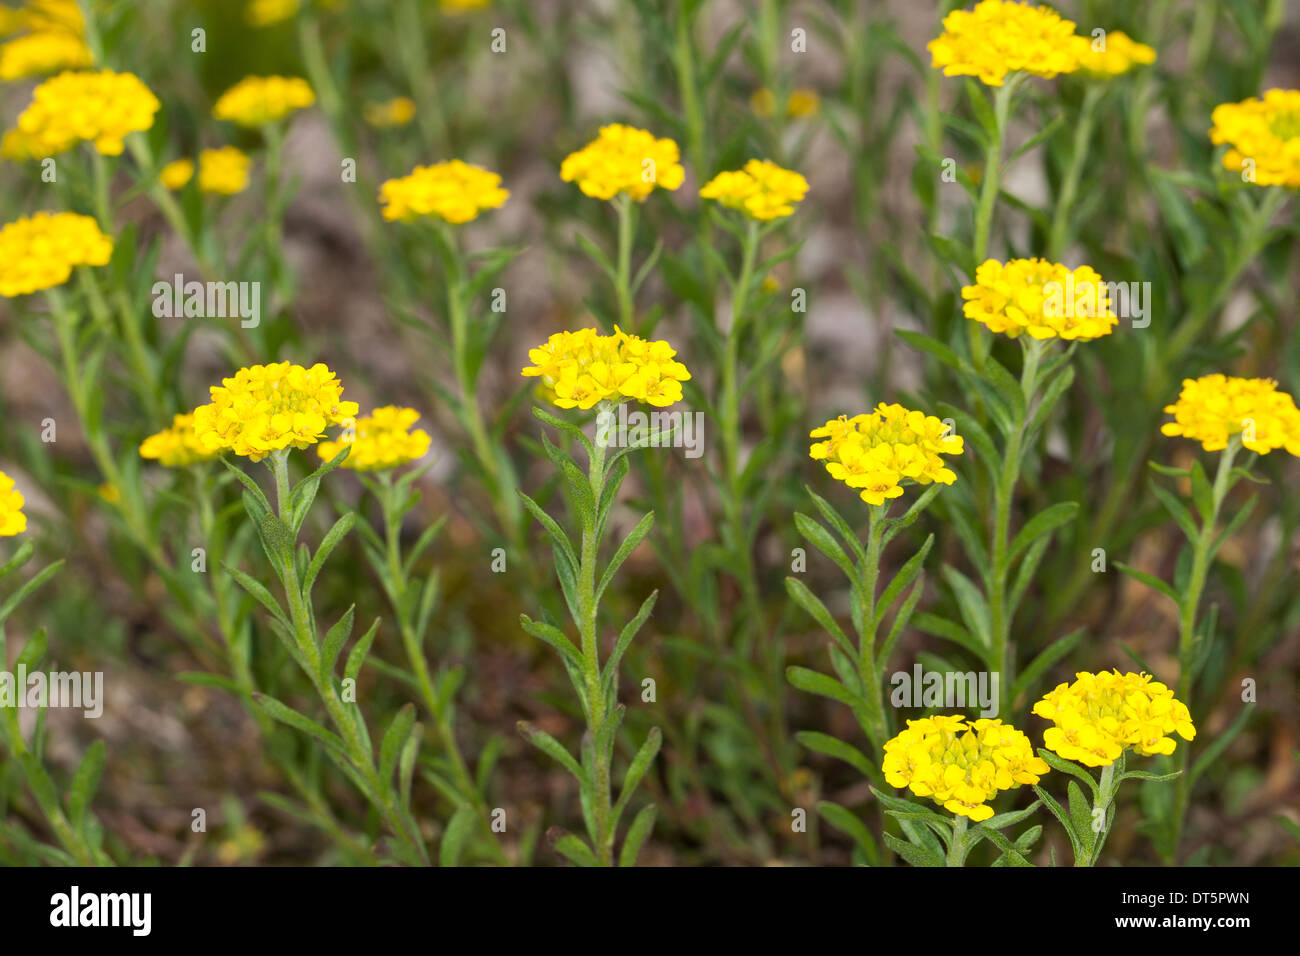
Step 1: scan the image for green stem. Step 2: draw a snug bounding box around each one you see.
[970,75,1021,367]
[858,504,888,749]
[946,814,969,867]
[1048,84,1103,260]
[1085,762,1116,867]
[614,194,637,331]
[990,337,1045,716]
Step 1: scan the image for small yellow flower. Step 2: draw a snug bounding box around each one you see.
[521,327,692,410]
[700,158,809,221]
[379,160,509,223]
[0,0,90,81]
[750,87,821,118]
[363,96,416,128]
[6,69,159,156]
[139,413,217,468]
[317,406,431,471]
[0,470,27,536]
[213,75,315,127]
[963,258,1117,341]
[1078,29,1156,77]
[560,124,685,202]
[1209,89,1300,189]
[96,482,120,504]
[927,0,1087,87]
[192,362,359,462]
[1160,374,1300,457]
[246,0,299,27]
[1034,671,1195,767]
[161,147,252,195]
[883,715,1048,822]
[0,211,112,297]
[810,404,964,506]
[440,0,490,12]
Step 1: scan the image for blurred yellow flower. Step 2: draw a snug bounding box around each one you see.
[963,258,1117,341]
[247,0,299,27]
[193,363,359,462]
[379,160,508,223]
[1034,671,1195,767]
[364,96,416,128]
[440,0,490,12]
[139,413,217,468]
[560,124,685,201]
[750,87,820,118]
[1078,29,1156,77]
[521,327,692,409]
[213,75,315,127]
[700,159,809,221]
[927,0,1086,87]
[810,404,964,506]
[0,29,90,80]
[1210,89,1300,188]
[883,715,1048,822]
[0,211,112,297]
[161,147,252,195]
[0,470,27,536]
[6,69,159,156]
[317,406,431,470]
[1161,374,1300,457]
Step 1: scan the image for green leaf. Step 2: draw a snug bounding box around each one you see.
[795,731,876,779]
[1036,748,1099,799]
[518,721,586,783]
[519,491,578,574]
[380,703,417,784]
[602,590,658,695]
[817,801,878,864]
[883,832,942,868]
[613,728,662,826]
[519,614,583,667]
[320,605,356,679]
[1115,562,1180,605]
[0,559,64,630]
[1008,502,1078,563]
[786,666,859,708]
[596,511,654,603]
[785,577,854,659]
[67,740,107,830]
[875,535,933,627]
[439,804,477,867]
[618,805,657,867]
[553,832,599,867]
[344,618,381,684]
[303,512,355,596]
[1010,627,1084,705]
[1033,785,1086,863]
[794,512,855,581]
[253,693,344,752]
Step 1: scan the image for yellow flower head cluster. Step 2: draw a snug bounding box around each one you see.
[0,211,112,297]
[161,147,253,195]
[247,0,300,27]
[379,160,509,223]
[139,413,216,468]
[560,124,685,202]
[1209,89,1300,189]
[1034,670,1195,767]
[883,715,1049,821]
[0,0,90,81]
[963,258,1117,341]
[700,159,809,221]
[193,363,360,462]
[927,0,1086,87]
[317,406,431,471]
[213,75,315,127]
[1161,374,1300,457]
[1079,30,1156,77]
[440,0,490,13]
[5,69,159,157]
[0,470,26,536]
[750,87,820,118]
[809,404,964,506]
[521,327,692,409]
[364,96,416,128]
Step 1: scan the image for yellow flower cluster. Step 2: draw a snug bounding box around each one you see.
[4,69,159,157]
[962,258,1117,341]
[750,87,820,118]
[317,406,432,471]
[1079,30,1156,77]
[1161,374,1300,456]
[521,327,692,409]
[927,0,1086,87]
[0,211,112,297]
[160,147,253,195]
[379,160,509,223]
[364,96,416,128]
[440,0,491,13]
[0,0,90,81]
[1209,89,1300,189]
[560,124,685,201]
[700,159,809,221]
[0,470,26,536]
[809,404,964,506]
[883,715,1049,822]
[1034,671,1195,767]
[192,363,359,462]
[213,75,315,127]
[247,0,300,27]
[139,413,216,468]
